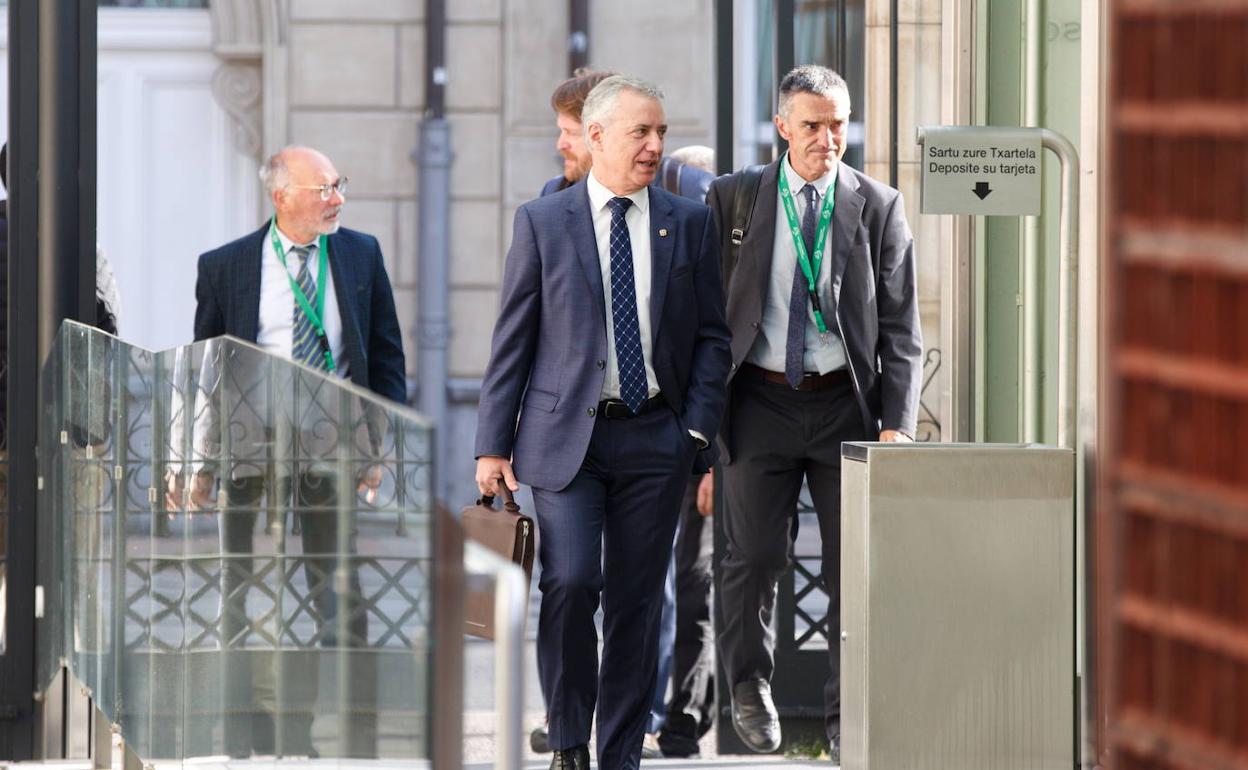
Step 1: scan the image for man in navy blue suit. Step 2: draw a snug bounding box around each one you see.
[475,76,731,770]
[192,145,406,403]
[176,145,405,759]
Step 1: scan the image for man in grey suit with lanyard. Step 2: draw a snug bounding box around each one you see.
[705,65,922,759]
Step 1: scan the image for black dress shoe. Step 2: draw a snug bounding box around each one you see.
[550,744,591,770]
[731,678,781,752]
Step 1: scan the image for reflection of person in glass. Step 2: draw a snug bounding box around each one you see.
[166,145,405,759]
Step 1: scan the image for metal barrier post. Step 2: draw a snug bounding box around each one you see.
[492,562,527,770]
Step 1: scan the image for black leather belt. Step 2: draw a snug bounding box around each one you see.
[598,393,666,419]
[740,362,850,391]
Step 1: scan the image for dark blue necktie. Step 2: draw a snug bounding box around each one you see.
[291,244,328,370]
[607,196,647,413]
[785,183,819,388]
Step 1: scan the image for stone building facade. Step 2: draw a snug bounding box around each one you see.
[202,0,945,491]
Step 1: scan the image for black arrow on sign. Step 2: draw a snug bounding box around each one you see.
[972,181,993,200]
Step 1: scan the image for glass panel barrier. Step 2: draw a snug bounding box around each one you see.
[37,320,451,768]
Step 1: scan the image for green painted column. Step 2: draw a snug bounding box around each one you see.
[974,0,1080,444]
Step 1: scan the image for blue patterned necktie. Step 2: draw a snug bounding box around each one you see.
[785,183,819,388]
[290,244,328,370]
[607,196,648,413]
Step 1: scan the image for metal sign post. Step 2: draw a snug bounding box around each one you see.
[917,126,1080,448]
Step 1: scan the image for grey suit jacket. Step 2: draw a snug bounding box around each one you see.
[475,180,732,491]
[707,159,922,462]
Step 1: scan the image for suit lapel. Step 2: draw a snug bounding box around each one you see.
[566,184,607,322]
[237,225,267,342]
[325,232,365,375]
[831,162,865,304]
[648,188,675,339]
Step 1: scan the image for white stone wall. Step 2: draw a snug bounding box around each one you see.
[280,0,714,387]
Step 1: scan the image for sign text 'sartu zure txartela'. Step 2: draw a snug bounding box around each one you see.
[918,126,1042,216]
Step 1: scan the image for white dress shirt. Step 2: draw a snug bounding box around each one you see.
[747,155,849,374]
[586,171,660,401]
[258,222,347,377]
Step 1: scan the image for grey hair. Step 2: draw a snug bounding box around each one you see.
[669,145,715,173]
[581,75,664,139]
[257,146,304,194]
[777,65,849,118]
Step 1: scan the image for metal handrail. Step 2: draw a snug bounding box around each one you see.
[463,541,527,770]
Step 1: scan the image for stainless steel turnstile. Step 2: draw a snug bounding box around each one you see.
[840,443,1074,770]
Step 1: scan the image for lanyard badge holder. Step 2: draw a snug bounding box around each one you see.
[270,218,337,373]
[777,153,837,334]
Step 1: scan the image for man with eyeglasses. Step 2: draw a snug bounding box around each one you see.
[177,144,405,759]
[191,143,405,415]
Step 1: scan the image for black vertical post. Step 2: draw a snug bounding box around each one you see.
[2,0,96,757]
[889,0,899,187]
[568,0,589,73]
[40,0,96,350]
[774,0,794,156]
[714,0,733,175]
[425,0,446,119]
[1,0,42,753]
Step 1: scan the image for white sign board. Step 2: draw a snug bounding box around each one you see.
[919,126,1043,216]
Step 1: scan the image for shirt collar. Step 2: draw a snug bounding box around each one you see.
[783,153,838,200]
[586,170,650,215]
[269,219,319,257]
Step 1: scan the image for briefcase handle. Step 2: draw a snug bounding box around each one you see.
[480,485,520,513]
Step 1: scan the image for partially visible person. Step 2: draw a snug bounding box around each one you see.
[653,144,719,760]
[0,142,122,639]
[706,65,922,761]
[540,68,615,197]
[476,75,731,770]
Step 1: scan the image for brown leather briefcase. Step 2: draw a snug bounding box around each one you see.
[461,486,535,639]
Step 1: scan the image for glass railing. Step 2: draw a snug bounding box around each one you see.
[35,321,471,768]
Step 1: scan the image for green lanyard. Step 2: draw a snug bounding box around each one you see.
[777,154,837,333]
[269,218,336,373]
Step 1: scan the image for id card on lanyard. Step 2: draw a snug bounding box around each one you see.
[270,218,337,373]
[777,152,836,334]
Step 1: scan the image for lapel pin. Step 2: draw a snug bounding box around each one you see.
[659,228,668,237]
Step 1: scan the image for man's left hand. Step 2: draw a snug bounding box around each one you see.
[879,429,912,443]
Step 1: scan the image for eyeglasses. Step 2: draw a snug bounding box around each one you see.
[287,177,348,201]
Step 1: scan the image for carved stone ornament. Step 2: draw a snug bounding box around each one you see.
[212,63,262,157]
[207,0,276,159]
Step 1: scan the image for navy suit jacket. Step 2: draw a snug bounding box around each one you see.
[194,224,407,404]
[475,181,731,491]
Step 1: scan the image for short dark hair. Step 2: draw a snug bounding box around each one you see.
[778,65,849,118]
[550,67,616,122]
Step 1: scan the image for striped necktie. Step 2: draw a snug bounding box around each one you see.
[290,244,328,370]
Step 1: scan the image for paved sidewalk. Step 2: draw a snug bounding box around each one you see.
[465,760,835,769]
[464,638,837,767]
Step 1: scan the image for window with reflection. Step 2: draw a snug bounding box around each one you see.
[744,0,867,170]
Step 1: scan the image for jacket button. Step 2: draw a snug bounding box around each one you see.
[751,321,760,328]
[587,407,596,417]
[596,359,605,369]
